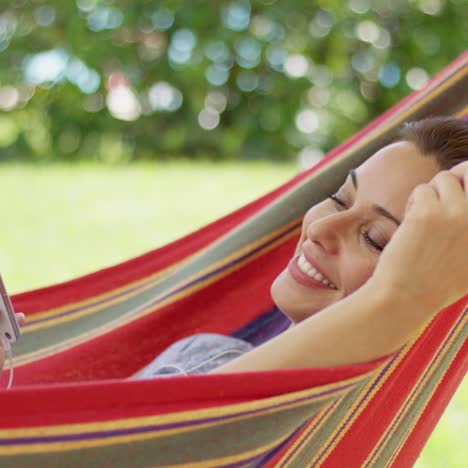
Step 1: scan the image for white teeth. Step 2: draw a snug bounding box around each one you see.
[297,254,337,289]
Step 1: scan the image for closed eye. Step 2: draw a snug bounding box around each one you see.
[328,195,347,208]
[329,194,346,208]
[328,194,385,252]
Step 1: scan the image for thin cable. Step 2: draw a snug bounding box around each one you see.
[185,349,244,374]
[6,346,13,389]
[146,349,245,377]
[151,364,187,376]
[1,338,14,389]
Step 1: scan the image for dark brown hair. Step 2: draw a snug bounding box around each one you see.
[397,116,468,170]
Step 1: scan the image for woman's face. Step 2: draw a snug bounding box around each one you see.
[271,141,440,325]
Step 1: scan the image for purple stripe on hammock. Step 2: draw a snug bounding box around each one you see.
[313,305,466,466]
[220,419,311,468]
[234,302,467,464]
[231,306,292,346]
[220,398,346,468]
[312,347,403,464]
[279,399,341,467]
[0,380,356,445]
[364,306,468,466]
[28,222,302,326]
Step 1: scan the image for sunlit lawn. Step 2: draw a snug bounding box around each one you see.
[1,162,466,466]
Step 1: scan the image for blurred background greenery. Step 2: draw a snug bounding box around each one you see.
[0,0,467,466]
[0,0,466,164]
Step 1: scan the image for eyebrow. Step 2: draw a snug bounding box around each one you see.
[348,169,401,226]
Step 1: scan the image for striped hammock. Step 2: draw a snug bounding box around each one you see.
[1,52,467,467]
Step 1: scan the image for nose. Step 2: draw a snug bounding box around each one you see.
[305,211,354,255]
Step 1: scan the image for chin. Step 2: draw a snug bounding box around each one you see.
[271,269,339,325]
[270,272,311,324]
[270,270,289,309]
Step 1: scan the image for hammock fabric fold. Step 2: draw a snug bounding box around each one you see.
[0,52,467,467]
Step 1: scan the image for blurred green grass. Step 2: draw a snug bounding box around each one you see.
[1,162,466,466]
[1,161,298,292]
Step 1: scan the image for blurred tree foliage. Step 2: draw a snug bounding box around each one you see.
[0,0,466,163]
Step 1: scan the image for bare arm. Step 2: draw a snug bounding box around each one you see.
[210,282,430,374]
[212,162,468,375]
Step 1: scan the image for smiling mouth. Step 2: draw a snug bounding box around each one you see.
[297,254,338,288]
[288,253,338,290]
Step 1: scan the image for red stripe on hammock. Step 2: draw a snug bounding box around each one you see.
[10,237,297,384]
[0,354,389,427]
[392,336,468,466]
[11,51,465,314]
[319,298,467,466]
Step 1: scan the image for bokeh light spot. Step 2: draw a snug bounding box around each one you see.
[298,147,324,169]
[266,45,286,71]
[151,8,174,31]
[205,91,227,112]
[76,0,96,12]
[198,108,220,130]
[222,1,251,32]
[356,20,380,43]
[419,0,443,15]
[66,58,101,94]
[378,63,400,88]
[235,37,261,69]
[87,7,124,32]
[148,81,183,111]
[34,6,56,27]
[236,71,259,92]
[352,50,374,73]
[0,86,19,111]
[284,54,309,78]
[296,109,319,133]
[106,85,141,121]
[205,40,231,63]
[348,0,370,14]
[307,86,330,108]
[169,29,196,65]
[250,15,273,39]
[406,67,429,90]
[23,48,68,86]
[206,64,230,86]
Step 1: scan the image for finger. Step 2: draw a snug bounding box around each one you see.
[405,183,438,216]
[449,161,468,191]
[449,161,468,176]
[428,171,465,207]
[16,313,26,327]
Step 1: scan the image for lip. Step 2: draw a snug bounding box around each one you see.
[288,254,336,290]
[301,250,334,285]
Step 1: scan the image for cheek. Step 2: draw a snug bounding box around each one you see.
[343,257,377,294]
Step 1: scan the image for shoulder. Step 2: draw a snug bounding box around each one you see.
[139,333,254,378]
[172,333,253,352]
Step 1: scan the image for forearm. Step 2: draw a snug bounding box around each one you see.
[211,282,436,374]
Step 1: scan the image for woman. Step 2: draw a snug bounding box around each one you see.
[1,117,467,379]
[132,116,468,379]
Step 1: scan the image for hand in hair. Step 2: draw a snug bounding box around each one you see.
[369,161,468,324]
